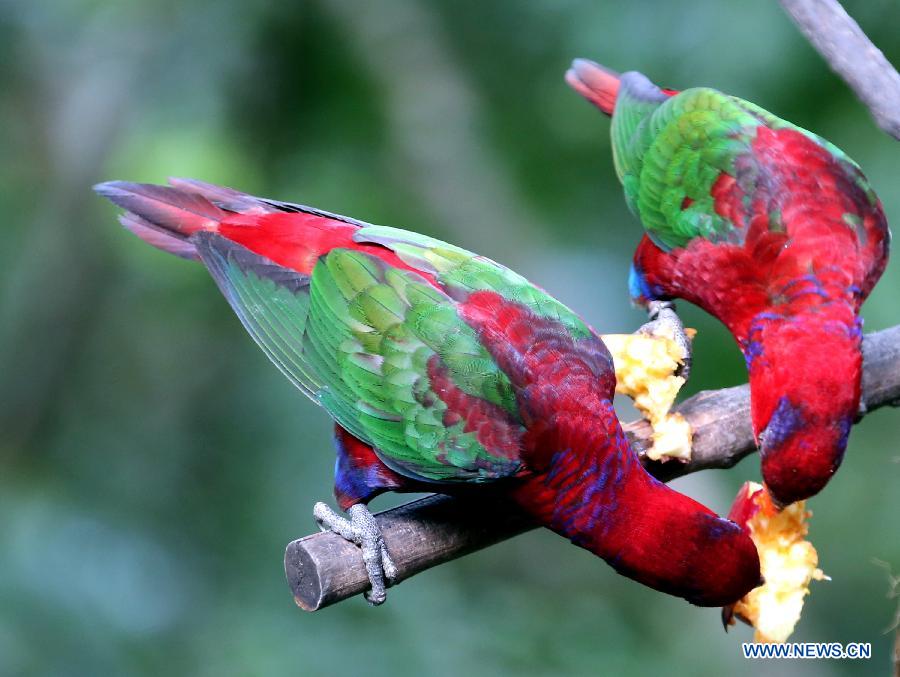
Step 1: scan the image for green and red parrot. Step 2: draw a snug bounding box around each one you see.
[95,178,761,607]
[567,60,890,507]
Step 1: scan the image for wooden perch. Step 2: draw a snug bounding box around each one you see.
[285,325,900,611]
[779,0,900,140]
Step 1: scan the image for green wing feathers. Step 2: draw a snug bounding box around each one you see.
[612,72,875,252]
[193,232,526,482]
[355,225,594,338]
[194,226,603,481]
[194,232,323,399]
[612,76,760,250]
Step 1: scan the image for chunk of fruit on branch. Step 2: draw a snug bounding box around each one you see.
[601,329,695,462]
[724,481,827,642]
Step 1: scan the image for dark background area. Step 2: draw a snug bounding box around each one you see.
[1,1,898,675]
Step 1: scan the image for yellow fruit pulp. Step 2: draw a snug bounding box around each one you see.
[601,330,693,462]
[733,482,827,643]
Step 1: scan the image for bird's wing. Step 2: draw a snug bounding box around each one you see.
[614,76,884,260]
[193,231,533,483]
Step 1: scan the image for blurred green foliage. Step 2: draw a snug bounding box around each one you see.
[1,1,898,675]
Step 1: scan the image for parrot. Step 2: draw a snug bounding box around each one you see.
[95,178,761,607]
[566,59,890,507]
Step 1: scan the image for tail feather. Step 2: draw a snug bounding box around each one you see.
[167,177,278,215]
[566,59,621,115]
[93,181,228,237]
[119,213,200,260]
[96,177,369,273]
[167,177,371,228]
[566,59,679,115]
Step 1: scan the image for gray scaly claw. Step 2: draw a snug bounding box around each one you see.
[313,501,396,605]
[638,300,693,381]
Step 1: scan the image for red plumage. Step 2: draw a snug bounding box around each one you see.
[460,290,760,605]
[632,126,888,505]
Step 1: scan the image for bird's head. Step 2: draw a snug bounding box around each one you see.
[676,513,764,607]
[620,494,763,607]
[758,396,853,507]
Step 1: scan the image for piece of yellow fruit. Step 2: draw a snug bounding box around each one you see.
[601,329,693,462]
[726,481,828,643]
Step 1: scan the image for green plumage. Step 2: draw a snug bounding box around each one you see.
[357,225,593,339]
[193,227,594,483]
[610,73,866,251]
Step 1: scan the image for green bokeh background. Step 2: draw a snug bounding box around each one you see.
[1,1,898,675]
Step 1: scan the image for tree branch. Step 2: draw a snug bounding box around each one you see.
[779,0,900,139]
[285,325,900,611]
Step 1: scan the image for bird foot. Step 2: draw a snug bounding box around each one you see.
[638,300,692,381]
[313,502,397,605]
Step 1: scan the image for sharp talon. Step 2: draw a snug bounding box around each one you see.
[313,501,395,605]
[721,605,735,632]
[675,355,692,382]
[365,589,386,606]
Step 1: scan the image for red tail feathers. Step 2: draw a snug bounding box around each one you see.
[94,180,234,259]
[95,178,367,275]
[566,59,679,114]
[565,59,621,115]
